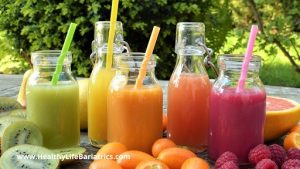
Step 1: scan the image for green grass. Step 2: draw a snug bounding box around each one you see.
[260,62,300,87]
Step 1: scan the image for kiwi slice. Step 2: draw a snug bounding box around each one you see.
[0,116,24,137]
[52,146,86,165]
[1,120,43,153]
[8,109,27,118]
[0,144,59,169]
[0,97,22,113]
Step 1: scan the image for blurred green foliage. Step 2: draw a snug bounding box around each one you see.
[0,0,232,79]
[0,0,299,87]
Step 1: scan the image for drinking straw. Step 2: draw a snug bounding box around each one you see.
[106,0,119,70]
[135,26,160,88]
[51,23,77,85]
[236,25,259,92]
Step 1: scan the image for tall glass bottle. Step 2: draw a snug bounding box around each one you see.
[88,21,124,147]
[208,54,266,163]
[168,22,212,151]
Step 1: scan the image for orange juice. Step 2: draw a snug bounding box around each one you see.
[107,85,163,153]
[168,73,211,150]
[88,68,115,147]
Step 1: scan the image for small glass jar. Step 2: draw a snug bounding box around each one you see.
[208,54,266,163]
[26,50,80,149]
[168,22,212,151]
[88,21,125,147]
[107,52,163,153]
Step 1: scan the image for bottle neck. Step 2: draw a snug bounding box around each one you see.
[175,54,207,75]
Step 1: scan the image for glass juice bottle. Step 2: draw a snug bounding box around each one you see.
[88,21,124,147]
[107,53,163,153]
[26,50,80,149]
[208,55,266,163]
[168,22,212,151]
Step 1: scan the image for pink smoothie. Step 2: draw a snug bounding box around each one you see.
[208,88,266,163]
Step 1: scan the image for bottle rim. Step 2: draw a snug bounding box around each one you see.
[31,50,72,66]
[95,21,123,27]
[114,52,156,69]
[219,54,261,62]
[177,22,205,28]
[218,54,262,72]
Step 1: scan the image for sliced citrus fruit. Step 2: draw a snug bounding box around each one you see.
[264,96,300,141]
[284,132,300,150]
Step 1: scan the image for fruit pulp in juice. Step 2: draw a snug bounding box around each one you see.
[107,85,163,153]
[26,83,80,149]
[208,88,266,163]
[168,73,211,150]
[88,68,116,146]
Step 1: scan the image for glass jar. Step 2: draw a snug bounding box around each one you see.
[88,21,125,147]
[208,54,266,163]
[168,22,212,151]
[26,50,80,149]
[107,53,163,153]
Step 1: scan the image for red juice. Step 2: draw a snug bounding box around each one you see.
[208,88,266,163]
[168,73,211,150]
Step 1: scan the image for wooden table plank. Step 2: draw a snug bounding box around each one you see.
[0,74,299,169]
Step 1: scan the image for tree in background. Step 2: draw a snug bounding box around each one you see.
[226,0,300,72]
[0,0,232,79]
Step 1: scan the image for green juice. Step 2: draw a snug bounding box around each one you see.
[26,83,80,149]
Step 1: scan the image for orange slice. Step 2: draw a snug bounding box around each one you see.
[284,132,300,150]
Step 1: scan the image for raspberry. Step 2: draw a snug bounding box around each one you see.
[248,144,272,165]
[219,161,239,169]
[269,144,286,166]
[288,148,300,160]
[215,151,238,169]
[282,159,300,169]
[255,159,278,169]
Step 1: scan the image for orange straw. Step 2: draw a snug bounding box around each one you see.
[135,26,160,88]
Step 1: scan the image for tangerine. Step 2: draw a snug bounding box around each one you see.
[181,157,210,169]
[157,147,196,169]
[117,150,154,169]
[152,138,176,157]
[136,160,169,169]
[89,159,122,169]
[96,142,127,160]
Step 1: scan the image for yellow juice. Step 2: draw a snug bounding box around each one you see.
[88,67,116,147]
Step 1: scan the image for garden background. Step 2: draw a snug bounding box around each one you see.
[0,0,299,87]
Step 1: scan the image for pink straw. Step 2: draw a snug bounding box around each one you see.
[237,25,259,92]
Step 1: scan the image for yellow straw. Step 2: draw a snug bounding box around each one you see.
[106,0,119,69]
[135,26,160,88]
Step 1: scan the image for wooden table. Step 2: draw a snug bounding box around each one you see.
[0,74,299,169]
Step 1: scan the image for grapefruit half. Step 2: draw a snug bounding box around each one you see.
[264,96,300,141]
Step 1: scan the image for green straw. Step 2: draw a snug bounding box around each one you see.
[51,23,77,85]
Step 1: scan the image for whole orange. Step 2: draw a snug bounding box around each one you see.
[181,157,210,169]
[152,138,176,157]
[96,142,127,160]
[117,150,154,169]
[157,147,196,169]
[89,159,122,169]
[136,160,169,169]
